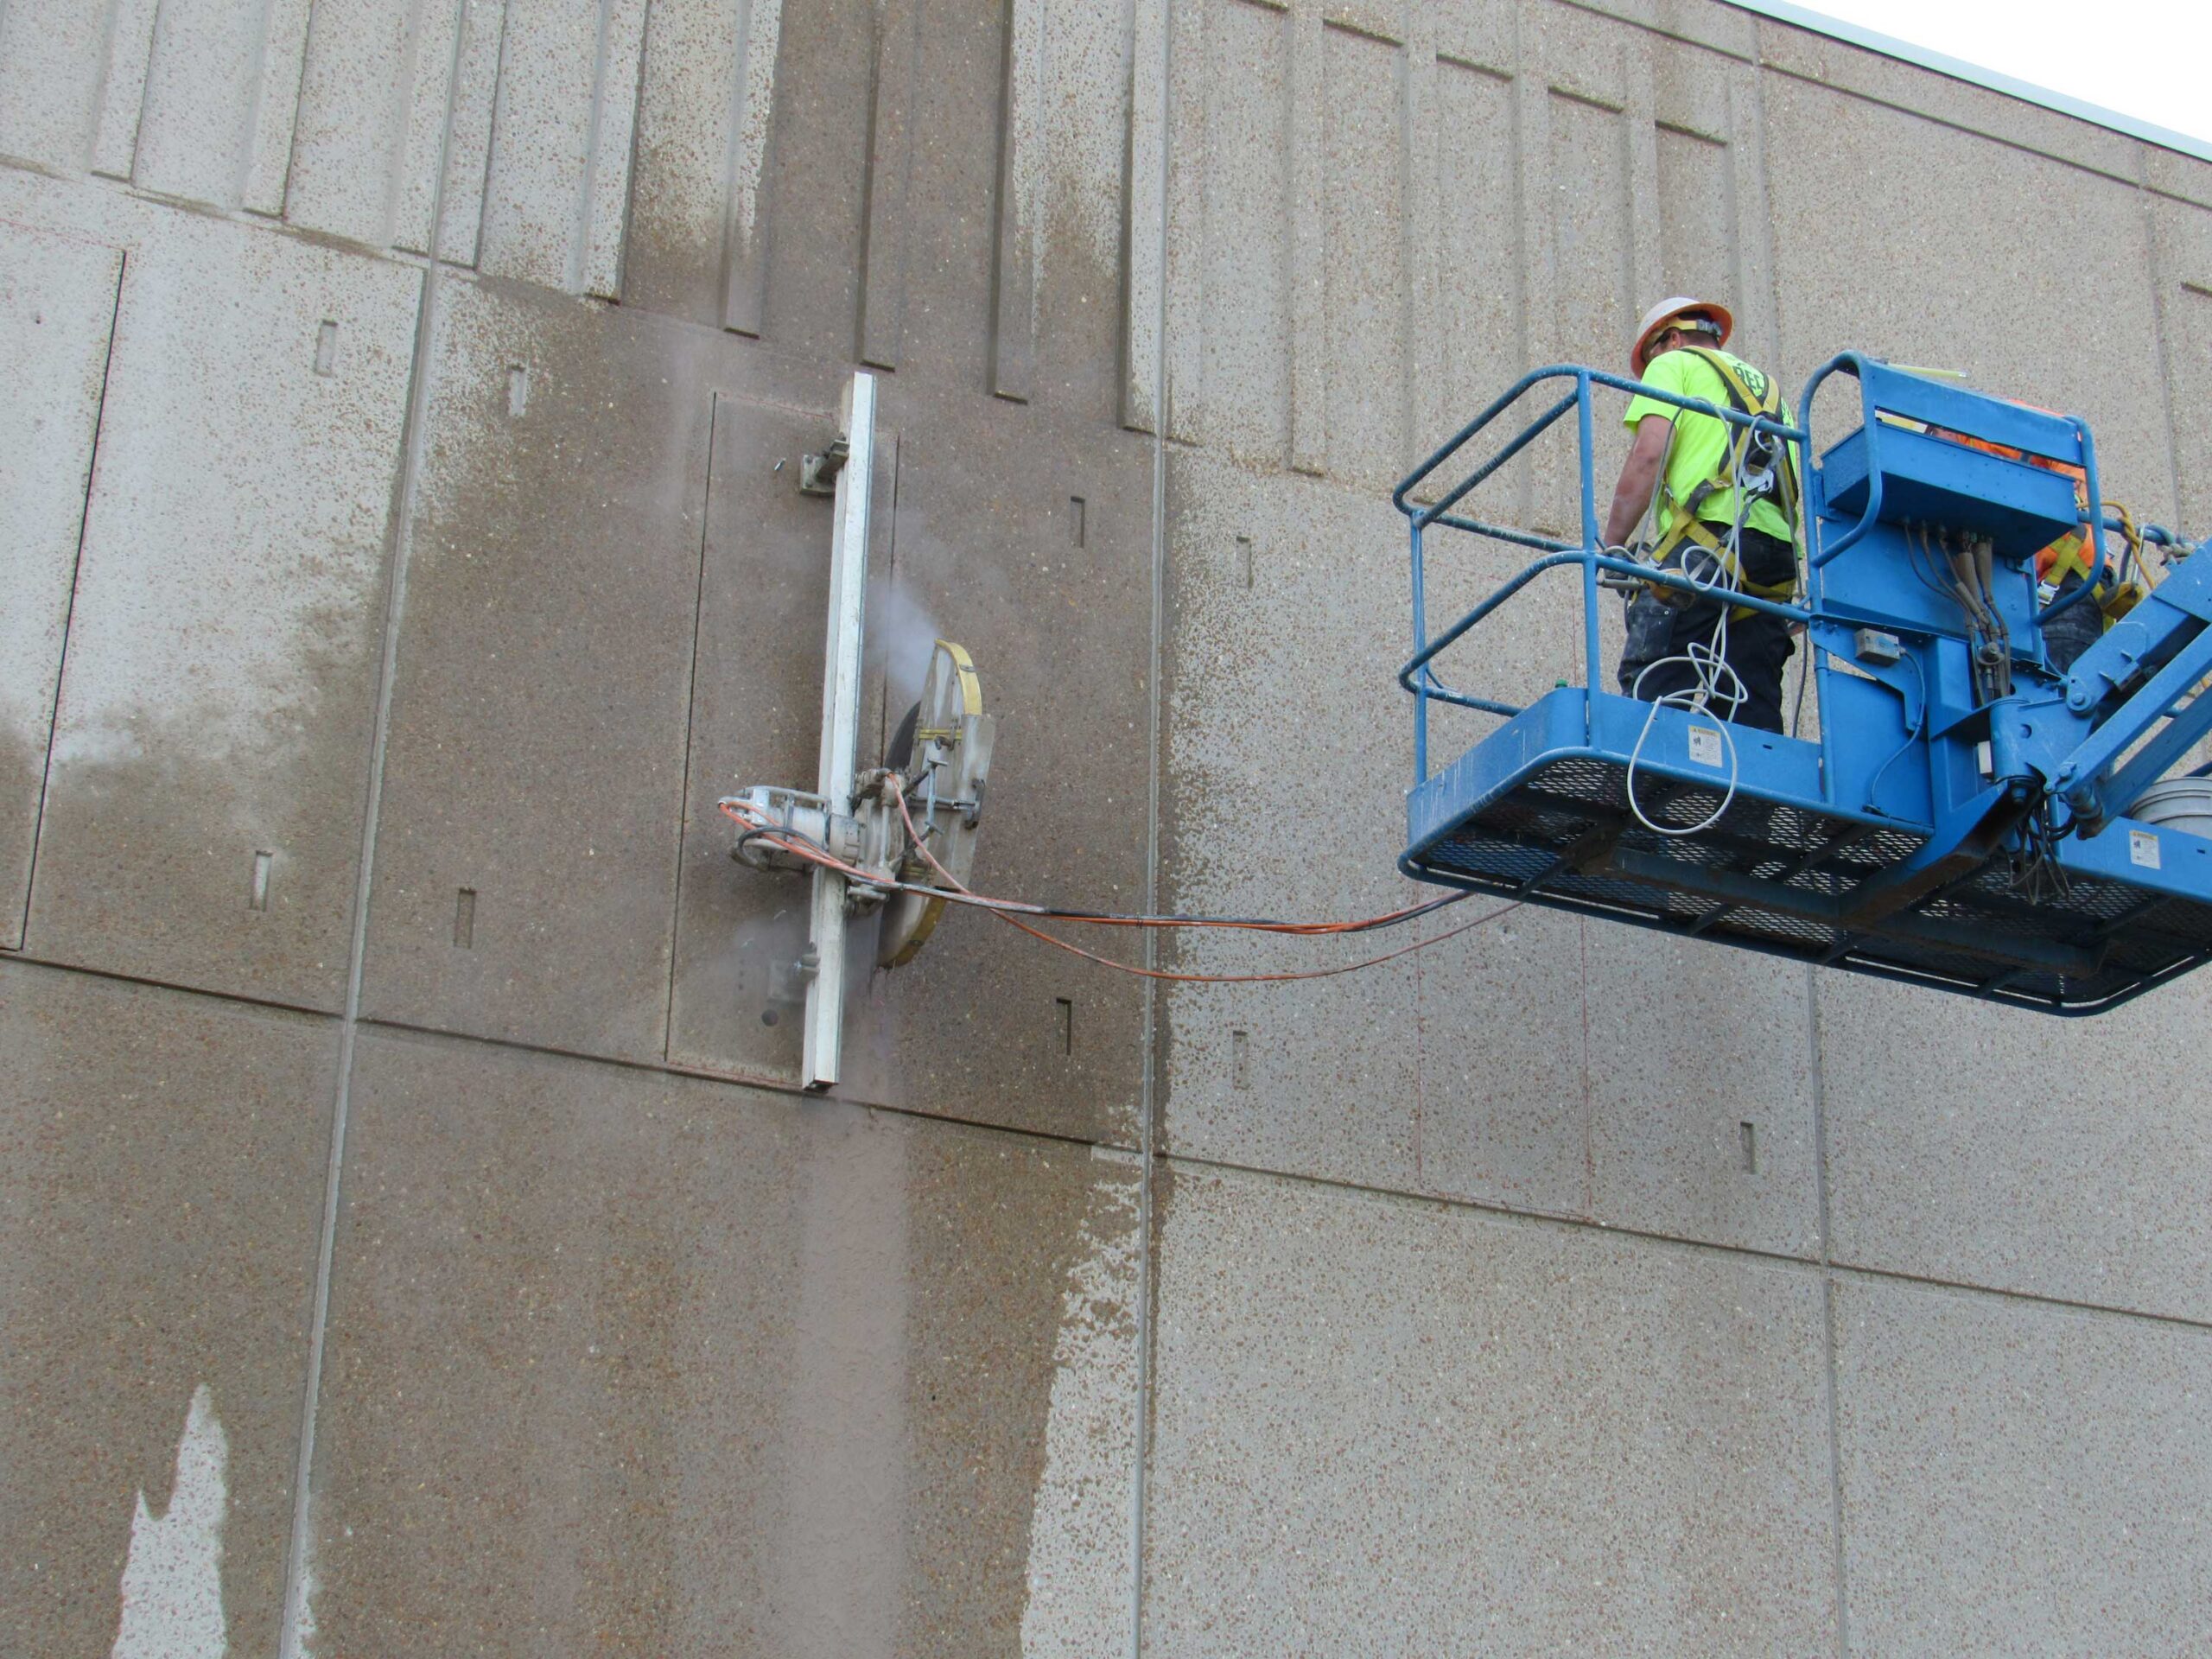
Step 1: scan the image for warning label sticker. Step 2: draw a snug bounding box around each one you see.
[1688,725,1723,767]
[2130,829,2162,870]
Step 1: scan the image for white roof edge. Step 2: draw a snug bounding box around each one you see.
[1725,0,2212,169]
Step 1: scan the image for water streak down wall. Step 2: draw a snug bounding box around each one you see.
[3,0,2212,1651]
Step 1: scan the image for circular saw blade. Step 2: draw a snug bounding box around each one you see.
[878,640,983,969]
[900,640,982,786]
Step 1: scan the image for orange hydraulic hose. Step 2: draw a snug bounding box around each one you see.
[880,788,1526,984]
[720,794,1525,982]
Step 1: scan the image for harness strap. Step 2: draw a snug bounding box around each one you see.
[1642,348,1798,611]
[1683,346,1800,528]
[1645,516,1796,619]
[2037,528,2096,586]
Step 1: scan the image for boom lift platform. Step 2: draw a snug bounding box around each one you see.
[1399,354,2212,1014]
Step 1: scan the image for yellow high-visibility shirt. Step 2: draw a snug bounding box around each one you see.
[1623,346,1797,549]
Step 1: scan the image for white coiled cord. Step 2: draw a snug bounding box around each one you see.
[1622,430,1762,839]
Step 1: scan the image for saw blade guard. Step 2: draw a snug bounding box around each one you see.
[876,639,995,967]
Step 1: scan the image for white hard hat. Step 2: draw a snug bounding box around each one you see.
[1631,297,1732,374]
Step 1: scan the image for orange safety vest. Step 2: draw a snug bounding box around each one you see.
[1930,429,2096,584]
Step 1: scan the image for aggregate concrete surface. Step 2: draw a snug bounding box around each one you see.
[3,0,2212,1651]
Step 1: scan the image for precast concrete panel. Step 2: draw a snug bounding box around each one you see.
[2152,197,2212,533]
[671,377,1146,1141]
[1279,0,1325,475]
[1316,20,1410,490]
[1656,123,1734,306]
[1766,76,2177,510]
[850,385,1152,1144]
[1160,455,1427,1189]
[1817,969,2212,1322]
[475,0,648,296]
[1582,931,1818,1255]
[1548,91,1638,376]
[0,961,336,1656]
[414,0,508,263]
[1584,0,1758,60]
[0,224,119,950]
[130,0,266,207]
[992,0,1133,418]
[1412,902,1595,1212]
[1754,16,2145,186]
[0,0,307,189]
[302,1027,1137,1655]
[7,0,2212,1645]
[361,278,719,1064]
[0,0,113,171]
[1167,0,1294,464]
[86,0,161,179]
[1524,16,1650,523]
[241,0,315,215]
[1123,0,1177,437]
[624,0,1014,359]
[734,0,874,360]
[2148,144,2212,213]
[855,0,921,371]
[285,0,462,251]
[666,374,892,1086]
[1833,1274,2212,1652]
[621,0,778,326]
[668,382,1141,1150]
[1142,1165,1837,1653]
[625,0,1147,419]
[285,0,504,260]
[1646,30,1764,341]
[27,215,420,1009]
[1164,0,1548,484]
[1408,0,1525,464]
[1160,450,1626,1217]
[1420,49,1526,467]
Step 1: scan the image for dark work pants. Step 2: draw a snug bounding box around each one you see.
[2041,571,2103,672]
[1617,525,1796,734]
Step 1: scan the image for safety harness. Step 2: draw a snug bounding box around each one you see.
[2039,516,2148,622]
[1647,346,1801,607]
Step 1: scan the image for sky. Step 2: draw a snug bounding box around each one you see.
[1781,0,2212,151]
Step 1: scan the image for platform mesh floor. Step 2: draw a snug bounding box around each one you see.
[1411,755,2212,1009]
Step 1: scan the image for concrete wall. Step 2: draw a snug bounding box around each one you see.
[3,0,2210,1651]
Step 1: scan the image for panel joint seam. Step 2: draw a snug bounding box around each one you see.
[660,392,720,1062]
[276,2,472,1647]
[1808,969,1853,1659]
[16,260,127,950]
[1130,0,1173,1639]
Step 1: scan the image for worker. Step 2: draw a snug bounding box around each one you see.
[2038,533,2111,672]
[1603,297,1801,732]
